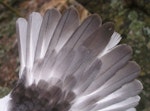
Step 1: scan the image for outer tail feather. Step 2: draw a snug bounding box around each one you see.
[94,80,142,110]
[99,96,140,111]
[16,18,27,77]
[126,108,136,111]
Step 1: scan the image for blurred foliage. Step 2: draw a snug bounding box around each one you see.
[0,0,18,89]
[0,0,149,111]
[0,86,10,98]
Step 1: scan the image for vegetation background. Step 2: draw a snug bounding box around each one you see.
[0,0,149,111]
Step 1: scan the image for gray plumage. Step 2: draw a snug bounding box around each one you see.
[0,7,143,111]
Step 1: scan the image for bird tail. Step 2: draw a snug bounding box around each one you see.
[15,7,143,111]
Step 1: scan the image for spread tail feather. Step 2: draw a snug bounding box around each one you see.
[8,7,143,111]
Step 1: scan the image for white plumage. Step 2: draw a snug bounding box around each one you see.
[0,7,142,111]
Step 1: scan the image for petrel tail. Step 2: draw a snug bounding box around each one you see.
[7,7,143,111]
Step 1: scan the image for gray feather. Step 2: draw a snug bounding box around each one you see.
[84,44,132,94]
[16,18,27,77]
[35,9,61,60]
[93,80,143,110]
[26,12,42,69]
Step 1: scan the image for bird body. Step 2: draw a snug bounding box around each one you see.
[0,7,142,111]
